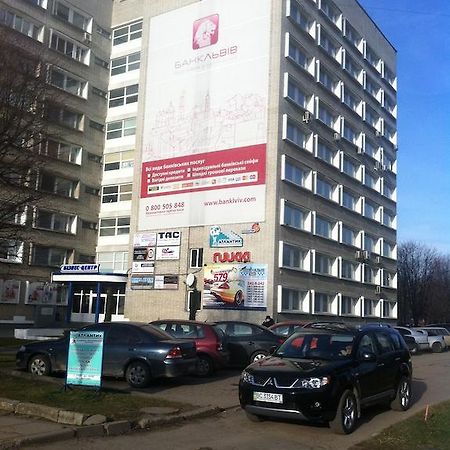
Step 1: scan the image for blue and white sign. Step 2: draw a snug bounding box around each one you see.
[60,264,100,273]
[209,226,243,248]
[66,331,104,388]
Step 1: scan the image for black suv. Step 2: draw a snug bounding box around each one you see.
[239,325,412,434]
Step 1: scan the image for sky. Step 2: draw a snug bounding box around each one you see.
[353,0,450,254]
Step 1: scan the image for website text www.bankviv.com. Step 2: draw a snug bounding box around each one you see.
[204,196,257,207]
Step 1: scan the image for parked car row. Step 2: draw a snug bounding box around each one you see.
[394,326,450,353]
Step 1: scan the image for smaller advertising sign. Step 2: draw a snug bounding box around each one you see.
[209,226,243,248]
[156,246,180,261]
[203,264,267,310]
[154,275,179,290]
[156,231,181,246]
[66,331,104,388]
[130,275,154,290]
[0,279,20,304]
[134,232,157,247]
[133,246,155,262]
[132,262,155,274]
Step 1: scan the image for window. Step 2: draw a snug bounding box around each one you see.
[365,172,377,190]
[104,150,134,171]
[314,293,331,313]
[282,243,305,271]
[96,251,128,272]
[383,182,395,199]
[96,25,111,39]
[319,67,337,92]
[382,301,395,319]
[284,159,309,189]
[35,209,75,233]
[288,40,310,71]
[382,271,394,288]
[365,106,379,129]
[315,253,332,275]
[50,31,89,64]
[42,140,82,165]
[287,78,307,108]
[363,265,376,284]
[26,0,48,8]
[31,245,70,266]
[0,240,23,263]
[344,55,361,80]
[0,9,42,40]
[317,142,335,164]
[384,124,396,142]
[365,45,380,70]
[383,210,395,228]
[82,220,98,230]
[344,22,361,48]
[319,30,339,58]
[50,67,87,97]
[89,120,104,132]
[92,86,108,99]
[101,184,132,203]
[281,288,306,312]
[284,203,307,231]
[320,0,340,24]
[189,248,203,268]
[342,190,357,211]
[383,241,394,258]
[341,296,358,315]
[341,261,357,280]
[315,215,333,239]
[47,106,83,130]
[374,333,395,354]
[384,95,396,115]
[341,225,356,246]
[54,1,91,31]
[288,1,313,34]
[343,122,357,144]
[384,154,396,172]
[316,176,333,200]
[318,102,337,128]
[94,56,109,69]
[342,157,357,178]
[106,117,136,140]
[365,77,379,99]
[364,200,377,220]
[109,84,139,108]
[364,234,376,253]
[85,186,100,196]
[111,52,140,76]
[286,120,306,147]
[113,21,142,46]
[99,217,130,236]
[40,173,77,198]
[365,140,377,158]
[384,66,396,88]
[343,89,359,112]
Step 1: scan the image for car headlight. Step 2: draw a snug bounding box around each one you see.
[241,370,255,384]
[18,345,26,352]
[299,376,330,389]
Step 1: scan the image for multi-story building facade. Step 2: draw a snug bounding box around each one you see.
[0,0,113,324]
[113,0,398,325]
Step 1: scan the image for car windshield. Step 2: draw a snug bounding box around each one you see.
[275,332,355,360]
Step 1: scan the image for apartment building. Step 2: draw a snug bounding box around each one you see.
[110,0,398,325]
[0,0,113,324]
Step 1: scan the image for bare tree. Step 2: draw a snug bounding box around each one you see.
[0,28,51,247]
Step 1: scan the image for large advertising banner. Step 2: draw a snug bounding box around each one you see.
[139,0,271,230]
[203,264,268,310]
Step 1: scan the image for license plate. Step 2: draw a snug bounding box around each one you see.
[253,391,283,404]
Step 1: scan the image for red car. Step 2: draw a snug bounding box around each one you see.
[151,320,229,377]
[269,321,306,341]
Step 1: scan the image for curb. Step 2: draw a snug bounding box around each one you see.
[0,429,75,450]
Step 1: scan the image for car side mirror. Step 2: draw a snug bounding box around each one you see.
[269,345,278,355]
[359,351,377,362]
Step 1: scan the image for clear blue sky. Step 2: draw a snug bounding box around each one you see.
[355,0,450,254]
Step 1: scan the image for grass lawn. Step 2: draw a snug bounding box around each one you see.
[0,372,194,421]
[351,400,450,450]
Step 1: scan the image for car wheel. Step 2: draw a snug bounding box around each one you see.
[245,410,264,422]
[125,361,151,388]
[28,354,51,376]
[330,390,358,434]
[410,343,419,354]
[391,376,411,411]
[234,290,244,306]
[432,342,443,353]
[196,354,214,377]
[250,351,268,364]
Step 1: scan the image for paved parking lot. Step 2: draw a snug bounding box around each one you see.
[24,350,450,450]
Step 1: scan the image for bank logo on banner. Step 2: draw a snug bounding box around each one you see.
[193,14,219,49]
[210,226,243,248]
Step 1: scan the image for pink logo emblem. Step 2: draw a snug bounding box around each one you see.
[192,14,219,49]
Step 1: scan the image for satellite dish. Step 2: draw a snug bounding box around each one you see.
[186,273,196,288]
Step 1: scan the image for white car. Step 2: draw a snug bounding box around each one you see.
[394,326,429,353]
[416,327,449,353]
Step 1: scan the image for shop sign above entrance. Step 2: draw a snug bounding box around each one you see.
[60,264,100,273]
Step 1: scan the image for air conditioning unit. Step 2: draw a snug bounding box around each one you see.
[375,130,381,137]
[363,250,371,260]
[382,164,389,171]
[374,161,382,171]
[302,111,312,124]
[375,285,382,295]
[355,250,362,260]
[83,32,92,44]
[333,132,341,141]
[357,147,364,154]
[375,256,382,265]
